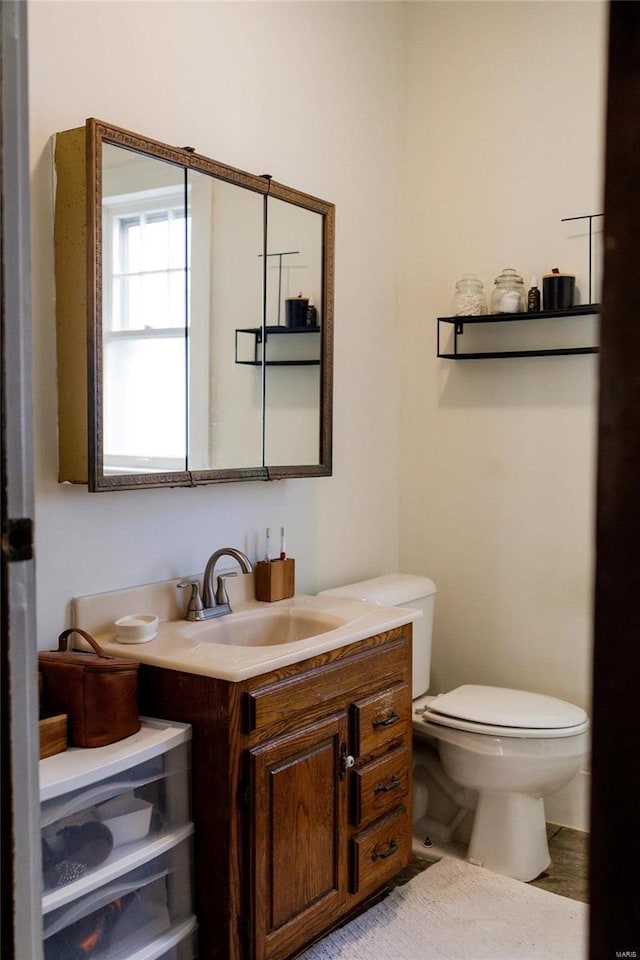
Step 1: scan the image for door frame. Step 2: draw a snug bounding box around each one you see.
[589,2,640,953]
[1,2,42,958]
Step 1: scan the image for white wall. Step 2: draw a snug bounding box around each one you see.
[399,0,606,828]
[28,1,405,639]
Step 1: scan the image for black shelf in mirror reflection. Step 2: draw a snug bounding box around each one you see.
[236,360,321,366]
[235,325,321,366]
[236,325,321,341]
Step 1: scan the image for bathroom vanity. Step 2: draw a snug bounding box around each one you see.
[137,624,412,960]
[72,585,417,960]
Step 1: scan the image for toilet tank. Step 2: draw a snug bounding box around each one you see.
[317,574,437,699]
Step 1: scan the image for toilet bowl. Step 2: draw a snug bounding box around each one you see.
[413,686,589,880]
[318,574,590,883]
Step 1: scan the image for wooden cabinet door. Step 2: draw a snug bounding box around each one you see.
[248,711,349,960]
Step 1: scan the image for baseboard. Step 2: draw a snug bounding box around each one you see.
[544,768,590,832]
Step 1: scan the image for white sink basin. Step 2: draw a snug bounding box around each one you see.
[73,582,422,681]
[183,608,347,647]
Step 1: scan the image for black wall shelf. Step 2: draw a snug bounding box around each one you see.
[235,325,321,366]
[437,304,600,359]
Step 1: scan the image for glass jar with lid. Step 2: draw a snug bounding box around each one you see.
[452,273,486,317]
[490,268,526,314]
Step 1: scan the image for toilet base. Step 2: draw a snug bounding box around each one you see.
[468,791,550,882]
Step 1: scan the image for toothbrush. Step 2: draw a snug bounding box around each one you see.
[265,527,272,563]
[280,526,287,561]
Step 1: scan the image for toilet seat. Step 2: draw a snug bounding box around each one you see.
[414,685,590,739]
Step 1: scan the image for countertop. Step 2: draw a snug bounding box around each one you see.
[74,592,421,682]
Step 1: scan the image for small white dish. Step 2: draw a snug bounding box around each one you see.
[96,793,153,846]
[114,614,158,644]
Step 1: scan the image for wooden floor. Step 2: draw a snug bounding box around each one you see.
[529,823,589,903]
[394,824,589,904]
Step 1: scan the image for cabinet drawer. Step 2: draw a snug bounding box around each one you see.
[349,807,411,897]
[351,745,410,826]
[244,631,409,735]
[351,682,411,758]
[43,835,192,960]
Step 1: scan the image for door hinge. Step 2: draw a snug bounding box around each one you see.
[2,517,34,562]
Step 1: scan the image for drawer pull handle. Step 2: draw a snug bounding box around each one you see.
[374,774,400,795]
[372,712,399,729]
[371,840,399,862]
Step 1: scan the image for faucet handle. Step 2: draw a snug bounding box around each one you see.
[177,580,205,620]
[215,572,238,607]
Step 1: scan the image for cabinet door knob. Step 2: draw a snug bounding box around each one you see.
[339,742,355,780]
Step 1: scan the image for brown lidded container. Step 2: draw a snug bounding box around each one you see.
[38,628,140,748]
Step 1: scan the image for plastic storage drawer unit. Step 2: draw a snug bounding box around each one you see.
[39,718,196,960]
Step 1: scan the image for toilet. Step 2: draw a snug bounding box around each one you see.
[318,573,590,882]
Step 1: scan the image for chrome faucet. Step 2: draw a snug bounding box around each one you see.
[177,547,253,621]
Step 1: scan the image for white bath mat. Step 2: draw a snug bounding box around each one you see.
[298,857,587,960]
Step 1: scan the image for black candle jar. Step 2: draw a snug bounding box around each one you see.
[285,296,309,328]
[542,272,575,310]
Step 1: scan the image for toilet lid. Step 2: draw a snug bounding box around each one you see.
[427,685,588,731]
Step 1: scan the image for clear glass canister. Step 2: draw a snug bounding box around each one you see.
[452,273,486,316]
[490,268,526,313]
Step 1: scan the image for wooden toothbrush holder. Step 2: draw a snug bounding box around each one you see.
[254,559,295,602]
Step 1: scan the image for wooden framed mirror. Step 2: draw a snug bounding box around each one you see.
[55,119,334,491]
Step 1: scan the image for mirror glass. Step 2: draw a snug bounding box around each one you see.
[101,144,189,475]
[85,121,333,490]
[264,196,324,467]
[187,169,264,471]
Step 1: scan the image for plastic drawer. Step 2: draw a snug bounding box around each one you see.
[148,918,197,960]
[43,834,192,960]
[112,916,197,960]
[41,740,190,906]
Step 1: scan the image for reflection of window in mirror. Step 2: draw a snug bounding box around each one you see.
[101,146,188,475]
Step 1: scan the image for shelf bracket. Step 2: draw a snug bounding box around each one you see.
[561,212,603,305]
